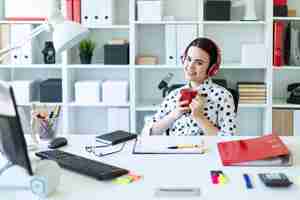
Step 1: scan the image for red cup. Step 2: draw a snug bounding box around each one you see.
[179,89,198,106]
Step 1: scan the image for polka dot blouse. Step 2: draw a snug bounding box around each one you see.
[148,78,236,136]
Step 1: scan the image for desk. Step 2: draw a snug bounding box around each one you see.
[1,136,300,200]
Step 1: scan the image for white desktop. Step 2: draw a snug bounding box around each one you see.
[1,135,300,200]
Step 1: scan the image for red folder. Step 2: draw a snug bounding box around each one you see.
[73,0,81,23]
[273,21,284,66]
[217,134,290,166]
[66,0,74,21]
[274,0,287,6]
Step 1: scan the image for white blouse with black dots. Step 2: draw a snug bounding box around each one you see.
[148,78,237,136]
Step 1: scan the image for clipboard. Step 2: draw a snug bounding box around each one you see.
[132,136,205,154]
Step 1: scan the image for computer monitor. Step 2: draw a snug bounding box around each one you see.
[0,81,33,176]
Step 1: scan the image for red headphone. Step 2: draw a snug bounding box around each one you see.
[181,38,221,77]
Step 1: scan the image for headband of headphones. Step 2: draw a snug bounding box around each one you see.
[181,38,221,77]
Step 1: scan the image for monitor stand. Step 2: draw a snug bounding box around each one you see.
[0,159,61,198]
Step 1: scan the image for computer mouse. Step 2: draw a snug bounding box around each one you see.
[48,137,68,149]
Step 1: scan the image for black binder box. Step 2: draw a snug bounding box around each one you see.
[204,1,231,21]
[40,79,62,102]
[274,5,288,17]
[104,44,129,65]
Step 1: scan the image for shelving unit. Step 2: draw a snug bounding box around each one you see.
[272,0,300,136]
[1,0,299,136]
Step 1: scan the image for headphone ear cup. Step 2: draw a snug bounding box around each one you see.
[207,64,219,76]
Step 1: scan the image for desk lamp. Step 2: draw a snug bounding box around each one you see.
[232,0,258,21]
[0,0,90,61]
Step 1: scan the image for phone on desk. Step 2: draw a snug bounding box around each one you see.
[287,83,300,104]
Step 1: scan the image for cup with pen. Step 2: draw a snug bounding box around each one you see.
[33,106,61,143]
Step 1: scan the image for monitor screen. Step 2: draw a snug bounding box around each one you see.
[0,81,33,175]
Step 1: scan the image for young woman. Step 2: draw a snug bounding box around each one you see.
[146,37,236,136]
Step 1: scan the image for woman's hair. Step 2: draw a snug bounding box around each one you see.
[182,37,220,68]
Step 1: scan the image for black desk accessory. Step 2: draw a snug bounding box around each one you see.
[96,130,137,145]
[258,173,292,187]
[48,137,68,149]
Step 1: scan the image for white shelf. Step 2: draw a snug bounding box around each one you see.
[134,65,182,69]
[272,98,300,108]
[0,20,43,24]
[134,20,199,25]
[88,25,130,29]
[273,17,300,21]
[273,66,300,70]
[221,63,267,69]
[136,101,267,111]
[67,64,130,69]
[134,64,267,69]
[238,104,268,108]
[68,102,130,107]
[17,102,64,107]
[0,64,62,69]
[203,21,266,25]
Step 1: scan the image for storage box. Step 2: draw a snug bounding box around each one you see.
[241,44,267,66]
[136,56,158,65]
[104,44,129,65]
[5,0,50,20]
[204,1,231,21]
[10,80,39,105]
[137,1,162,21]
[40,79,62,103]
[75,81,102,103]
[102,81,128,105]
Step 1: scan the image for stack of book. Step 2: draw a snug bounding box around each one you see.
[237,82,266,104]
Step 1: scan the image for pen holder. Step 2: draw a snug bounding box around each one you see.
[35,118,59,143]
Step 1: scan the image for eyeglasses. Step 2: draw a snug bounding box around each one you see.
[85,143,126,157]
[182,56,209,66]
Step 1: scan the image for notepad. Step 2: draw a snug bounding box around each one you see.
[96,130,137,145]
[133,136,205,154]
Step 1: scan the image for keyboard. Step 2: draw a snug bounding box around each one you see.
[35,150,129,180]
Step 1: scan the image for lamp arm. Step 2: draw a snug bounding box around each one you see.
[0,23,50,62]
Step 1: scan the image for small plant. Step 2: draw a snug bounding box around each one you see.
[79,39,96,55]
[79,39,96,64]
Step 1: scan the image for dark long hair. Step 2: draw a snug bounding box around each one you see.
[181,37,219,68]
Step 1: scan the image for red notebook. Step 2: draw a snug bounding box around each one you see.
[217,134,290,166]
[273,21,284,66]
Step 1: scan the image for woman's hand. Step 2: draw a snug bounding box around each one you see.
[170,99,191,120]
[190,94,205,120]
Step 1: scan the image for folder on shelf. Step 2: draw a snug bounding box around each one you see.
[176,25,197,65]
[0,25,11,64]
[66,0,74,21]
[73,0,81,23]
[273,21,284,66]
[165,24,177,65]
[217,134,292,166]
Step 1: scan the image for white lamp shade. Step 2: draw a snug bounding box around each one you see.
[52,21,89,54]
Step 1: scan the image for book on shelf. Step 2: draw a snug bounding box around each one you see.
[239,100,266,104]
[239,92,266,96]
[237,82,266,87]
[239,96,266,100]
[238,88,266,92]
[217,134,292,166]
[108,39,129,45]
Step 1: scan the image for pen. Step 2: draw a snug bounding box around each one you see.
[243,174,253,189]
[168,144,201,149]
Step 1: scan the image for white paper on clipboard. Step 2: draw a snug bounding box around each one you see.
[132,136,205,154]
